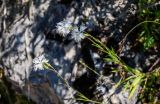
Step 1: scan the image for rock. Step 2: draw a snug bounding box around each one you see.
[0,0,139,103]
[110,95,120,104]
[23,82,63,104]
[94,76,139,104]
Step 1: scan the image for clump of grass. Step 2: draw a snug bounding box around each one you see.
[85,33,160,103]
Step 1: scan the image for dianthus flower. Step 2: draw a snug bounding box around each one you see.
[71,25,87,42]
[33,55,49,71]
[56,20,73,37]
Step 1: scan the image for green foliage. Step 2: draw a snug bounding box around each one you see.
[143,34,155,49]
[138,0,160,50]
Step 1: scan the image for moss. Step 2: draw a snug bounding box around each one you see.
[0,69,35,104]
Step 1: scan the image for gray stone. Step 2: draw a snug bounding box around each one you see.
[0,0,139,103]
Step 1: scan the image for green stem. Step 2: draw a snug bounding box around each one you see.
[44,62,70,87]
[43,62,102,104]
[79,60,100,76]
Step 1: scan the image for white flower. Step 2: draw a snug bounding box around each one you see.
[71,25,87,42]
[33,55,49,71]
[56,20,73,37]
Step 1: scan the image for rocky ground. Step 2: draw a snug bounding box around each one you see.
[0,0,159,104]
